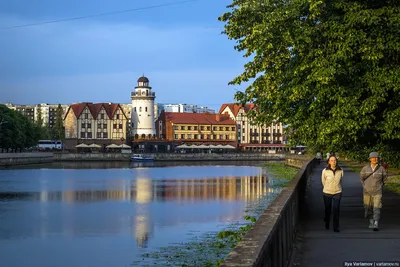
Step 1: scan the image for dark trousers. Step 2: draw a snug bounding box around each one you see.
[323,193,342,229]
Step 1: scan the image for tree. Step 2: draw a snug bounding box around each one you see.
[36,105,43,127]
[0,104,39,152]
[54,104,65,141]
[219,0,400,165]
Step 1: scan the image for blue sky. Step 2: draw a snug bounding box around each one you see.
[0,0,248,112]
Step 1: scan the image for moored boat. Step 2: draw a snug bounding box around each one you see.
[130,154,154,161]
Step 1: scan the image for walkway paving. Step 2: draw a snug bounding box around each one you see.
[293,162,400,267]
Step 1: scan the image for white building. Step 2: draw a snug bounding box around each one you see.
[156,103,215,117]
[131,76,156,138]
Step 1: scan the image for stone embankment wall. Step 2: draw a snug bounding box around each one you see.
[221,157,317,267]
[0,153,53,168]
[285,155,314,168]
[53,152,285,161]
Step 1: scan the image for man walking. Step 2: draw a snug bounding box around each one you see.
[360,152,387,231]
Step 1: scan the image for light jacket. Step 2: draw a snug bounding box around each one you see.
[360,164,387,195]
[321,166,343,195]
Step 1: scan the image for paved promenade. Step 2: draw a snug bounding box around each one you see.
[293,162,400,267]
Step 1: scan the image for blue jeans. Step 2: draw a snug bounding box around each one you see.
[323,193,342,229]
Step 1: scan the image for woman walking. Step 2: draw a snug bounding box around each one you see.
[322,156,344,232]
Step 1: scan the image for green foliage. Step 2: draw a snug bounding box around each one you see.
[0,104,40,151]
[219,0,400,166]
[52,104,65,141]
[385,175,400,195]
[36,105,43,127]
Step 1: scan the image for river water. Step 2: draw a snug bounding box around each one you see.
[0,161,281,267]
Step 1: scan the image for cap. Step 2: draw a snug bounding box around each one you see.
[369,152,380,158]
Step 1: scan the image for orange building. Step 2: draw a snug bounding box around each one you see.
[155,111,237,146]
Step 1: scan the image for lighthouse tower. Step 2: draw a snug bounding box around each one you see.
[131,76,156,138]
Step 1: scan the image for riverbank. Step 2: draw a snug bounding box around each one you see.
[0,152,53,168]
[0,152,290,168]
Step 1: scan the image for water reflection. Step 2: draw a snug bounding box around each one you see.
[0,166,280,267]
[0,176,271,203]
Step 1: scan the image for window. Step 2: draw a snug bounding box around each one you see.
[225,135,229,140]
[80,132,86,138]
[231,127,235,131]
[119,124,123,129]
[219,127,223,131]
[174,134,178,139]
[213,135,217,139]
[201,126,204,130]
[139,107,142,112]
[103,133,108,139]
[200,134,204,139]
[81,123,85,128]
[103,123,107,129]
[219,135,223,140]
[97,132,102,138]
[113,124,117,129]
[194,134,198,139]
[97,123,101,129]
[174,126,178,130]
[85,114,88,119]
[206,126,210,130]
[145,107,148,112]
[207,134,211,139]
[87,132,92,138]
[194,126,198,130]
[181,134,185,139]
[116,114,120,119]
[213,127,217,131]
[181,126,185,130]
[188,126,192,130]
[101,114,104,119]
[188,134,192,139]
[134,107,136,112]
[87,123,91,129]
[225,127,229,131]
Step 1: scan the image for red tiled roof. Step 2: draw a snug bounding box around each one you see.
[65,103,126,120]
[103,103,120,119]
[219,103,256,117]
[164,112,236,125]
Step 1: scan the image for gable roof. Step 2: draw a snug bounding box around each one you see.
[64,103,127,120]
[163,112,235,125]
[219,103,256,117]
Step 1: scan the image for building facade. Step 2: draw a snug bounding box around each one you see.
[155,111,237,146]
[155,103,215,119]
[63,102,128,150]
[131,76,156,139]
[6,103,69,128]
[219,104,286,152]
[5,103,35,123]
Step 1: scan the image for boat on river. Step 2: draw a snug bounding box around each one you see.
[130,154,154,162]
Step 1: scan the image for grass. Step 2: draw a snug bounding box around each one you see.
[263,162,299,187]
[385,175,400,194]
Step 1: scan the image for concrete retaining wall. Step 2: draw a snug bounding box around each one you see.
[220,158,317,267]
[285,155,313,168]
[53,153,285,162]
[53,153,131,161]
[0,153,53,168]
